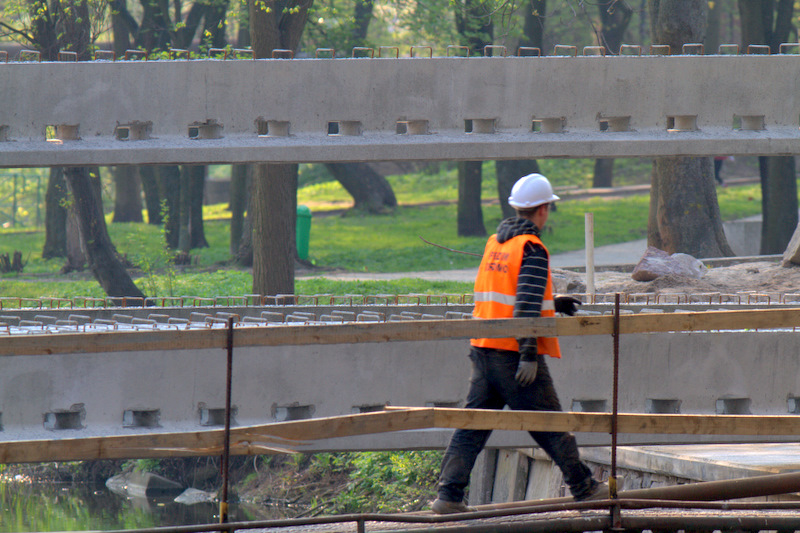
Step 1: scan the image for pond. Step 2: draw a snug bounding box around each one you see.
[0,478,284,532]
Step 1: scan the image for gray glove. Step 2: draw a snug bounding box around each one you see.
[515,360,538,386]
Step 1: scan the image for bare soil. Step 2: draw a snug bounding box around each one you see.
[557,260,800,301]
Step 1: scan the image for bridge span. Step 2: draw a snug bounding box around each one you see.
[2,298,800,460]
[2,54,800,167]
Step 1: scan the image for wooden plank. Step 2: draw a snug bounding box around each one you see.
[3,308,800,357]
[557,308,800,337]
[0,408,435,463]
[0,318,555,357]
[4,407,800,464]
[430,408,800,436]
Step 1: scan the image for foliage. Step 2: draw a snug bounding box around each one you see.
[327,451,442,513]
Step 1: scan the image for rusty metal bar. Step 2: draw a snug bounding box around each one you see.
[219,316,234,524]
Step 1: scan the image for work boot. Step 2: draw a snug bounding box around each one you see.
[573,479,609,501]
[431,498,476,514]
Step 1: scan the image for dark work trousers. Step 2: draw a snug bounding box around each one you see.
[437,347,594,503]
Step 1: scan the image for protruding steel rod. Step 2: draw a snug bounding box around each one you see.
[610,293,621,528]
[220,316,234,524]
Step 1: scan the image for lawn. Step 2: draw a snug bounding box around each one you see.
[0,159,767,301]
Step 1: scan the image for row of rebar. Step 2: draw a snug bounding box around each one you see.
[0,290,797,311]
[0,308,476,336]
[3,42,800,63]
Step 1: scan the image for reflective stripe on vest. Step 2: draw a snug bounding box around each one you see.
[470,233,561,358]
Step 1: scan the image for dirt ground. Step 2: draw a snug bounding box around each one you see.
[557,260,800,301]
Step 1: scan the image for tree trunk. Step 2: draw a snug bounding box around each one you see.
[110,0,136,57]
[598,0,632,54]
[42,167,67,259]
[112,166,144,223]
[324,163,397,213]
[202,0,230,49]
[65,204,86,271]
[230,164,250,256]
[139,166,162,224]
[178,166,192,253]
[648,157,734,257]
[592,0,632,187]
[252,164,297,296]
[593,159,615,188]
[352,0,374,44]
[457,161,486,237]
[705,0,721,53]
[158,165,181,249]
[496,160,540,220]
[760,156,798,254]
[521,0,546,50]
[189,165,208,249]
[64,167,145,298]
[647,0,732,258]
[236,212,253,266]
[739,0,798,256]
[497,0,547,216]
[247,0,312,295]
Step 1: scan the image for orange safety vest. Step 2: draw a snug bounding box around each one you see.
[470,233,561,358]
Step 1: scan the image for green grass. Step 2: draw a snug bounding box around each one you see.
[0,159,768,300]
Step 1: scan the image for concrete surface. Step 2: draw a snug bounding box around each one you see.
[3,56,800,167]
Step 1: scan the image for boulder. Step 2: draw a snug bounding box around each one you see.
[106,471,184,498]
[174,487,218,505]
[632,246,705,282]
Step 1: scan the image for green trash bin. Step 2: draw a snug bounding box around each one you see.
[296,205,312,260]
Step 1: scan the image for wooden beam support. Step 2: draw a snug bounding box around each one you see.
[0,408,435,463]
[3,308,800,358]
[5,407,800,464]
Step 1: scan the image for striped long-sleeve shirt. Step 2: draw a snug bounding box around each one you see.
[493,217,549,361]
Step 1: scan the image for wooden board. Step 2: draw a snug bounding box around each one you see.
[4,407,800,464]
[0,408,435,463]
[4,308,800,357]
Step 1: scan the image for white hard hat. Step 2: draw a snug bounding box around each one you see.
[508,173,560,209]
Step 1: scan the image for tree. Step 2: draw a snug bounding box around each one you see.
[64,167,145,298]
[324,163,397,213]
[112,166,144,223]
[42,168,67,259]
[229,164,250,256]
[647,0,733,258]
[495,0,545,220]
[139,166,163,224]
[592,0,632,188]
[738,0,798,254]
[248,0,313,296]
[454,0,493,237]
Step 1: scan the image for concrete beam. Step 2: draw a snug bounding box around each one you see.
[2,56,799,167]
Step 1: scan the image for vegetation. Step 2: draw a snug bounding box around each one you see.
[0,159,766,302]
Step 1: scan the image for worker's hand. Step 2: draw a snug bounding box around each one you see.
[554,296,582,316]
[515,360,538,386]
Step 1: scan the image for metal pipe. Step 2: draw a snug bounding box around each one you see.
[610,293,620,497]
[219,316,234,524]
[43,499,800,533]
[610,293,621,528]
[475,470,800,511]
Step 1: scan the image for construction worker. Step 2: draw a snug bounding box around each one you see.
[432,173,606,514]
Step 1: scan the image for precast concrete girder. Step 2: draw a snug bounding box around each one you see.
[1,55,799,167]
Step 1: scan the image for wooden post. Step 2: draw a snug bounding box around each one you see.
[585,213,595,299]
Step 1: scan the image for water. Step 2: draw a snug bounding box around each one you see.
[0,480,276,532]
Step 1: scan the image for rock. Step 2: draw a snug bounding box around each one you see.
[632,246,705,282]
[106,471,184,498]
[782,223,800,267]
[174,487,218,505]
